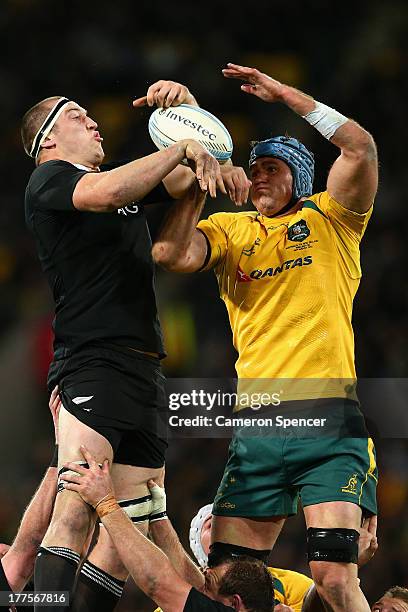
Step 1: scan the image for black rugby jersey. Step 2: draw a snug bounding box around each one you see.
[183,588,234,611]
[25,159,172,359]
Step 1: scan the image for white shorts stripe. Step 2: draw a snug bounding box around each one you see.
[81,565,123,597]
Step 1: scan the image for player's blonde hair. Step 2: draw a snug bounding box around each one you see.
[383,586,408,603]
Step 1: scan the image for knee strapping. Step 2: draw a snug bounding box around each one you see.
[307,527,359,564]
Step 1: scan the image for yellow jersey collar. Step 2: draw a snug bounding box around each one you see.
[256,211,293,230]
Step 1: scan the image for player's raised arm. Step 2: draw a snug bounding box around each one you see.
[153,161,252,273]
[73,139,223,210]
[153,164,251,273]
[152,181,209,273]
[22,97,224,211]
[223,63,378,213]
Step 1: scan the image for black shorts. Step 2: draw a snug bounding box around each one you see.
[47,344,168,468]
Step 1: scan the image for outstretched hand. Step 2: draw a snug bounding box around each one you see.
[222,63,284,103]
[133,79,197,109]
[60,445,114,508]
[184,140,226,198]
[221,165,251,206]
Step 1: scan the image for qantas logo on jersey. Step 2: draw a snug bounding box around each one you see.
[248,255,313,279]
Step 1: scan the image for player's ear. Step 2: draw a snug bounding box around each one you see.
[231,594,243,610]
[41,133,57,151]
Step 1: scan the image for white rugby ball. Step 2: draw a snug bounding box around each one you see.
[148,104,233,163]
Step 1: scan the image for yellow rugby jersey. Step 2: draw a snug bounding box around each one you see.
[270,567,313,611]
[197,191,372,401]
[153,567,313,612]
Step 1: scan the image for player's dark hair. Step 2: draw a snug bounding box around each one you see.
[217,557,275,612]
[383,586,408,603]
[21,96,62,157]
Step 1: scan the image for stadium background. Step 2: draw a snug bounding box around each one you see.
[0,0,407,608]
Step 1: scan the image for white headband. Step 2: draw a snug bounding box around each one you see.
[189,503,213,568]
[29,97,70,158]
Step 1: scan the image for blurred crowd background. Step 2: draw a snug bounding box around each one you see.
[0,0,407,609]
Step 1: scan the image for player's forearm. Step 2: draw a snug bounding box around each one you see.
[152,181,206,270]
[99,143,189,207]
[2,467,57,590]
[101,508,184,601]
[280,85,376,158]
[12,466,57,551]
[278,84,315,116]
[150,520,205,590]
[75,142,190,212]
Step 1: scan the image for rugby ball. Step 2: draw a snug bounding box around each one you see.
[148,104,233,163]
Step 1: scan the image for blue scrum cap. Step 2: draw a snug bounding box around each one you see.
[249,136,315,201]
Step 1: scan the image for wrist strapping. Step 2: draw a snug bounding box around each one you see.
[95,493,120,518]
[149,482,167,523]
[303,101,348,140]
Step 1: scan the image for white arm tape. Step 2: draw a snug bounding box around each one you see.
[302,101,348,140]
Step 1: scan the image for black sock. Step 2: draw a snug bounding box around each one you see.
[34,546,80,611]
[70,560,125,612]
